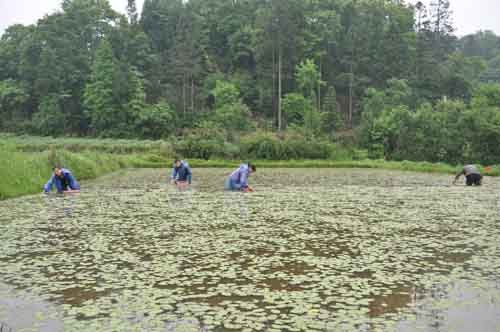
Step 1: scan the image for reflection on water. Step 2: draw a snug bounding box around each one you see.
[0,168,499,331]
[397,280,500,332]
[0,282,63,332]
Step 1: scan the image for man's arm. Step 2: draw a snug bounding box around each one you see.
[454,169,465,183]
[43,174,55,193]
[239,170,248,189]
[171,166,178,181]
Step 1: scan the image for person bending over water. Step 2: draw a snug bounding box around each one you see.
[170,159,192,189]
[43,166,80,194]
[225,163,256,192]
[454,164,482,186]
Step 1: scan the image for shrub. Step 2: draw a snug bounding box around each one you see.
[174,138,220,160]
[240,132,337,160]
[135,101,175,139]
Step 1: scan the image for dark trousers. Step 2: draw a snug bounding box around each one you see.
[466,174,482,186]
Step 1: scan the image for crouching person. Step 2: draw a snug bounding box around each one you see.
[44,166,80,194]
[225,163,256,192]
[454,164,482,186]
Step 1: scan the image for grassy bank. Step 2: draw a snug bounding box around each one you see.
[188,159,457,172]
[1,134,498,200]
[0,149,169,200]
[0,134,172,199]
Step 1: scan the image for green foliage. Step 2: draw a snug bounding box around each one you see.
[84,39,121,136]
[0,79,28,128]
[173,127,227,160]
[135,101,175,139]
[321,110,345,137]
[295,59,323,98]
[361,82,500,165]
[212,81,254,131]
[213,80,240,109]
[459,30,500,60]
[32,95,66,136]
[174,139,220,161]
[280,59,326,136]
[440,53,486,101]
[303,104,322,136]
[1,134,169,155]
[4,133,500,200]
[213,103,254,131]
[0,148,168,200]
[240,132,335,160]
[321,86,344,136]
[0,0,500,166]
[322,86,337,114]
[282,93,312,126]
[471,84,500,107]
[240,133,283,159]
[84,39,149,138]
[360,79,412,151]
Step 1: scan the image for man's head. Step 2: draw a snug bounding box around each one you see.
[248,162,256,174]
[54,166,63,177]
[174,159,182,168]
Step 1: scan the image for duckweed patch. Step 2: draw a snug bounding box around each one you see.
[0,168,500,331]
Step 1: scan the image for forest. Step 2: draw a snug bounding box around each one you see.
[1,0,500,164]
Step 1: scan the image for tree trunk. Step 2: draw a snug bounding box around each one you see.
[348,25,355,128]
[348,68,353,128]
[318,57,322,112]
[278,44,282,132]
[182,73,187,115]
[310,87,314,136]
[272,44,276,129]
[191,76,195,113]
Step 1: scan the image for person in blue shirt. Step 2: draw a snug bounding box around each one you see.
[170,159,192,188]
[225,163,256,192]
[43,166,80,194]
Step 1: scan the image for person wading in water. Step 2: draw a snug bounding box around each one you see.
[225,163,256,192]
[453,164,483,186]
[43,166,81,194]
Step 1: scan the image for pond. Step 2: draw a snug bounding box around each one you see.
[0,168,499,332]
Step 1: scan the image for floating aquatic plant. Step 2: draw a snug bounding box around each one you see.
[0,169,499,331]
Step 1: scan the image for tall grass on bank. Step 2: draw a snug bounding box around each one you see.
[0,133,172,155]
[188,159,459,173]
[0,149,169,200]
[2,134,499,200]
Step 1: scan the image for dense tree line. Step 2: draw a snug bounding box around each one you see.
[1,0,500,163]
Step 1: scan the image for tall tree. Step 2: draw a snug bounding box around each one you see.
[296,59,323,135]
[429,0,455,60]
[127,0,138,25]
[255,0,306,131]
[84,39,121,136]
[303,0,341,113]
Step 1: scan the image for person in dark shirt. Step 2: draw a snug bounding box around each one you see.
[454,164,482,186]
[170,159,192,189]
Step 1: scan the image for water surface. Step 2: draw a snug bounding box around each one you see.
[0,168,499,331]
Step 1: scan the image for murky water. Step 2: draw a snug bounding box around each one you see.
[0,168,499,331]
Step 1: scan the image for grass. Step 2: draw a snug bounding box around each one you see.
[187,159,456,172]
[1,134,498,200]
[0,149,170,200]
[0,134,174,199]
[0,133,172,154]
